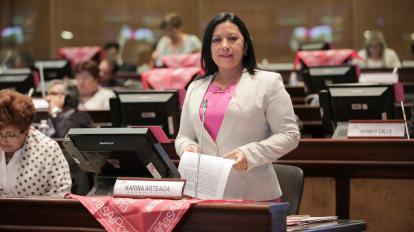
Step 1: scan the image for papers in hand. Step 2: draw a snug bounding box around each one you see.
[178,152,235,200]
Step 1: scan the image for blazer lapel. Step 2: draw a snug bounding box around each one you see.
[215,71,250,147]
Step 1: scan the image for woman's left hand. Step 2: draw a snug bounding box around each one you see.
[223,149,248,171]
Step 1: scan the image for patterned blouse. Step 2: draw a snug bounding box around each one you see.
[6,128,71,196]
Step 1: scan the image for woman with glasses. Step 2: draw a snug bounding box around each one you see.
[0,89,71,197]
[175,13,300,201]
[75,60,115,110]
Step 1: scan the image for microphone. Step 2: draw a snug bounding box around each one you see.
[393,67,410,139]
[0,50,12,73]
[195,98,208,199]
[37,62,46,98]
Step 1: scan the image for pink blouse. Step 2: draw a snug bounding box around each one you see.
[200,82,239,141]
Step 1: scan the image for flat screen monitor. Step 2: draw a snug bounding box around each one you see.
[302,65,358,94]
[110,90,180,138]
[299,42,331,51]
[319,83,395,128]
[62,127,180,195]
[0,73,34,94]
[33,59,72,80]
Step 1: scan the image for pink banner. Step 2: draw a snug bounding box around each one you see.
[141,67,203,106]
[294,49,360,69]
[162,53,201,68]
[57,46,102,67]
[70,194,199,232]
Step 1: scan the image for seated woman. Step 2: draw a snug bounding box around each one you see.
[0,89,71,197]
[151,12,202,67]
[75,60,116,110]
[46,79,94,138]
[358,30,401,68]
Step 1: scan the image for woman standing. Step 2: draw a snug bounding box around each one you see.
[175,13,299,201]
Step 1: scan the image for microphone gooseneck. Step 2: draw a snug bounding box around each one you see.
[195,99,208,199]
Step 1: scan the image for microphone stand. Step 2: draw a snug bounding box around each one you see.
[393,67,410,139]
[195,99,207,199]
[401,101,410,139]
[38,62,46,99]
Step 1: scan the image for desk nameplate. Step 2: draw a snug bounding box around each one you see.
[113,177,185,199]
[347,120,405,138]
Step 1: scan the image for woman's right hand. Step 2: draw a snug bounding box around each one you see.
[184,145,199,153]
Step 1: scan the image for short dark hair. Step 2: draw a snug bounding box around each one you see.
[74,60,100,80]
[201,12,257,76]
[103,42,120,52]
[161,13,182,29]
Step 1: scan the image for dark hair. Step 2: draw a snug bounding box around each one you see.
[64,84,80,109]
[161,13,182,29]
[201,12,257,76]
[0,89,35,131]
[74,60,100,80]
[103,42,120,52]
[100,59,118,74]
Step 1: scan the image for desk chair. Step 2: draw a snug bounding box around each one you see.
[273,164,304,215]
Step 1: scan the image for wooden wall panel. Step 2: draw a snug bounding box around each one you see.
[352,0,414,61]
[0,0,51,60]
[351,179,414,232]
[1,0,413,63]
[52,0,198,64]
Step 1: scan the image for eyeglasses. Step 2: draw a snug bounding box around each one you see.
[0,132,23,141]
[47,91,65,97]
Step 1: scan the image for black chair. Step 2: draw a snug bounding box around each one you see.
[273,164,304,215]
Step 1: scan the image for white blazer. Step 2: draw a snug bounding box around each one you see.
[175,69,300,201]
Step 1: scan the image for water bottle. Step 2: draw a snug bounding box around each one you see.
[38,119,50,136]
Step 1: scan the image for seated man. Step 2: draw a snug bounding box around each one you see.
[98,59,124,87]
[103,42,136,72]
[46,79,94,138]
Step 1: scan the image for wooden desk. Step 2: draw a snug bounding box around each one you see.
[0,198,366,232]
[292,103,412,137]
[263,64,414,84]
[0,198,288,232]
[278,138,414,219]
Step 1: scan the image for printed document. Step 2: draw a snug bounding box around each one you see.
[178,152,235,199]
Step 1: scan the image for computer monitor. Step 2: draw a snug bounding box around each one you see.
[302,65,358,94]
[299,42,331,51]
[319,83,395,131]
[33,59,72,80]
[0,73,34,94]
[62,127,180,195]
[110,90,180,138]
